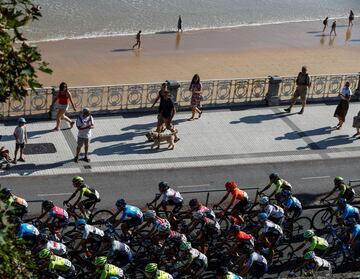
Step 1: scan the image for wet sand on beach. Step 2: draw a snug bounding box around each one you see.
[36,20,360,86]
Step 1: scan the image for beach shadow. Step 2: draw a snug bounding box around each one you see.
[307,31,322,34]
[297,134,355,150]
[112,48,133,52]
[175,32,181,49]
[230,112,293,124]
[275,126,334,141]
[345,28,352,42]
[329,36,336,46]
[314,34,330,37]
[351,39,360,42]
[155,30,177,35]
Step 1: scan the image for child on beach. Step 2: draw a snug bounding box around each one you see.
[13,117,28,164]
[330,20,336,36]
[322,17,328,32]
[132,30,142,49]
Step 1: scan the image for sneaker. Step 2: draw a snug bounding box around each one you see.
[18,158,25,162]
[74,156,79,163]
[284,108,291,113]
[298,109,304,115]
[12,159,17,164]
[83,157,90,163]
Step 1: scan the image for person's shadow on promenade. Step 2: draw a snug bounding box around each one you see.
[230,112,294,124]
[297,134,355,150]
[275,126,334,141]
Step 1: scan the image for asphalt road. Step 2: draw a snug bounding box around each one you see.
[3,156,360,215]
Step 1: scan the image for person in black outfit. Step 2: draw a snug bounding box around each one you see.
[177,16,183,32]
[322,17,328,32]
[349,10,354,27]
[330,20,336,36]
[157,91,179,142]
[152,83,167,132]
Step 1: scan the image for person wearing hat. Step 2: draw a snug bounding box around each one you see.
[75,108,94,163]
[13,117,28,164]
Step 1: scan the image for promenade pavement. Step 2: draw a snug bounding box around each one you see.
[1,103,360,177]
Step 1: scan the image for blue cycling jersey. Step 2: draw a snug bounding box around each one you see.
[341,204,359,220]
[282,196,302,211]
[17,223,39,238]
[121,205,143,221]
[351,224,360,239]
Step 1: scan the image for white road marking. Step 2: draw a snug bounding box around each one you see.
[177,184,210,189]
[37,192,72,197]
[301,176,330,180]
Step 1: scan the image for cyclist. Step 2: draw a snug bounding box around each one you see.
[216,266,242,279]
[345,220,360,257]
[172,241,208,277]
[239,245,268,279]
[34,234,67,257]
[227,225,255,250]
[159,228,188,250]
[142,210,171,236]
[74,218,105,251]
[215,181,250,224]
[189,199,216,220]
[95,235,133,267]
[64,176,100,218]
[257,213,283,248]
[38,248,76,278]
[112,199,143,236]
[0,187,28,219]
[259,196,284,225]
[16,221,40,244]
[259,173,292,199]
[279,189,302,220]
[289,251,331,277]
[144,262,173,279]
[321,176,355,203]
[336,198,360,224]
[94,256,127,279]
[293,230,329,256]
[149,182,184,213]
[38,200,69,239]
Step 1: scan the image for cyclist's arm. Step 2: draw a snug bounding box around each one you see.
[260,183,272,194]
[292,242,305,253]
[38,208,47,219]
[224,194,236,212]
[72,192,83,207]
[99,269,108,279]
[187,220,200,233]
[64,189,80,204]
[321,187,336,201]
[215,192,230,207]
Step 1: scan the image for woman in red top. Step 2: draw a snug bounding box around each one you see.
[51,82,76,131]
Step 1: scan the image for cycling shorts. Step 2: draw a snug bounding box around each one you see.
[163,199,183,213]
[81,196,100,209]
[233,198,249,213]
[123,216,143,228]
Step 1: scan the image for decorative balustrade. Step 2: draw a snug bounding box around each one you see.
[0,73,359,117]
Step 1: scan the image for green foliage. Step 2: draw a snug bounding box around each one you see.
[0,0,52,103]
[0,202,38,278]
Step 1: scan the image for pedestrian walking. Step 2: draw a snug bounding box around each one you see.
[352,111,360,138]
[74,108,95,163]
[177,15,183,32]
[349,10,355,27]
[13,117,28,164]
[188,74,203,120]
[330,20,336,36]
[284,66,311,114]
[157,91,180,142]
[152,83,167,133]
[132,30,142,49]
[322,17,328,32]
[51,82,76,131]
[334,82,352,130]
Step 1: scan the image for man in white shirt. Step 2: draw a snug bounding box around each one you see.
[74,108,94,163]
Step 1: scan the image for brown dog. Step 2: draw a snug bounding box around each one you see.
[150,129,178,150]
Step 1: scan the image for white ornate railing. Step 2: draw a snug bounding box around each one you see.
[1,73,359,117]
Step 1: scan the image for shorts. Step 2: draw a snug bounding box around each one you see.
[165,200,183,213]
[123,216,143,228]
[233,198,250,214]
[81,196,99,209]
[15,143,25,149]
[57,104,69,111]
[293,86,308,101]
[77,137,90,148]
[268,215,284,226]
[157,114,173,130]
[249,262,268,278]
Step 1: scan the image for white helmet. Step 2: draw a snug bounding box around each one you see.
[259,196,269,205]
[144,210,157,220]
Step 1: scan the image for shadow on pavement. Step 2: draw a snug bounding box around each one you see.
[275,126,334,140]
[230,112,293,124]
[297,134,355,150]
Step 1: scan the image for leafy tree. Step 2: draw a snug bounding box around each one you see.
[0,0,52,103]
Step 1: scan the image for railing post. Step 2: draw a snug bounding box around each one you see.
[354,72,360,101]
[205,192,210,207]
[265,76,282,106]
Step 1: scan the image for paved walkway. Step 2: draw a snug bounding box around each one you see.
[1,103,360,177]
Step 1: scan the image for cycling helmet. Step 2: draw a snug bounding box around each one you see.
[38,233,49,244]
[158,222,171,232]
[303,230,315,239]
[259,196,269,205]
[75,218,87,227]
[72,176,84,185]
[180,241,192,251]
[144,210,157,220]
[158,181,170,192]
[229,224,241,233]
[281,189,291,197]
[94,256,107,266]
[42,200,54,210]
[189,198,200,208]
[0,188,11,197]
[269,173,279,181]
[145,263,158,273]
[216,266,229,276]
[242,244,254,254]
[304,251,315,260]
[334,176,344,185]
[18,117,26,123]
[115,199,126,208]
[193,211,205,220]
[257,212,268,222]
[225,181,237,191]
[337,198,347,207]
[38,248,51,259]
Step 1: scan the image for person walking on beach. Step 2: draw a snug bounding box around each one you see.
[152,83,167,132]
[51,82,76,131]
[177,15,183,32]
[188,74,203,120]
[284,66,311,115]
[13,118,28,164]
[74,108,95,163]
[132,30,142,49]
[334,81,352,130]
[349,10,355,27]
[322,17,328,32]
[330,20,336,36]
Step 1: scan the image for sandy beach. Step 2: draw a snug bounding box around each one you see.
[35,20,360,87]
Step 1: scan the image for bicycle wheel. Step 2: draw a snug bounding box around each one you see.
[292,216,312,242]
[88,209,114,228]
[125,267,146,279]
[311,208,334,231]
